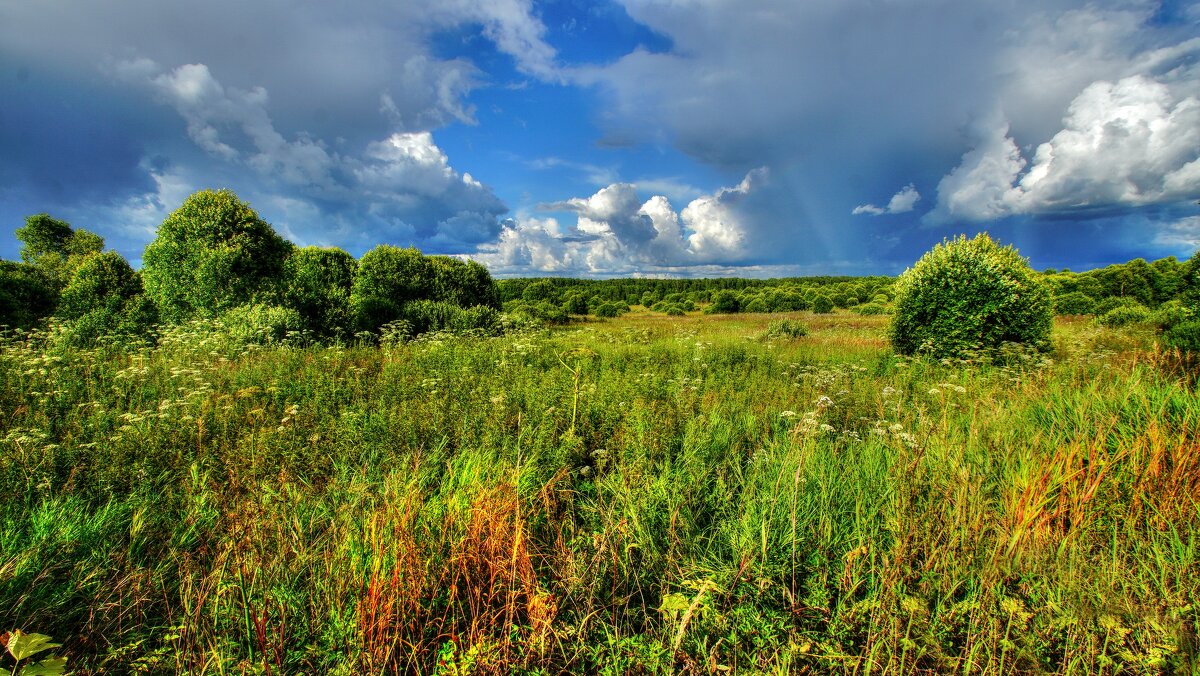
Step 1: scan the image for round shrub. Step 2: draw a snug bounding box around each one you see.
[1092,296,1143,316]
[811,295,834,314]
[853,302,888,316]
[706,290,740,314]
[143,189,293,323]
[1097,304,1152,328]
[281,246,357,341]
[1152,299,1193,330]
[1053,291,1097,315]
[55,252,159,345]
[57,252,143,320]
[594,302,621,318]
[889,234,1052,358]
[1164,320,1200,352]
[352,246,432,333]
[742,297,768,313]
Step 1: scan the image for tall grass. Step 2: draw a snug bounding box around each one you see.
[0,313,1196,673]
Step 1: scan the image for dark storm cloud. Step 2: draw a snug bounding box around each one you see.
[0,0,559,260]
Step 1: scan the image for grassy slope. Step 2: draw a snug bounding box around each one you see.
[0,313,1196,674]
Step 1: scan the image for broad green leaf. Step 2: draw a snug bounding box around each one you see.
[22,656,68,676]
[5,631,60,661]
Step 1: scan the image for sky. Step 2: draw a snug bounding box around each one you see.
[1,0,1198,277]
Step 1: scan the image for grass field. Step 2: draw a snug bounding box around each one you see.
[1,311,1197,674]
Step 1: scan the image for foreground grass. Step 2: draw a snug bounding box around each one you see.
[0,313,1196,674]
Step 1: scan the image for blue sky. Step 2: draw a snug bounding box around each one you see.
[1,0,1198,277]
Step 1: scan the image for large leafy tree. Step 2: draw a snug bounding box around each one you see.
[142,189,293,323]
[15,213,104,290]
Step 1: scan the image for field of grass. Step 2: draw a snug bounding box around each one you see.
[1,311,1197,674]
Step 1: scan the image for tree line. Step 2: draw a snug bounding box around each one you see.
[2,189,1198,348]
[0,190,500,345]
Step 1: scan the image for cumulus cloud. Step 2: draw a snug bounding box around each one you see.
[933,74,1200,221]
[473,168,773,275]
[853,184,920,216]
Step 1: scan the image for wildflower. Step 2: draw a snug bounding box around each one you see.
[928,388,941,396]
[815,396,834,409]
[780,410,797,418]
[882,386,896,397]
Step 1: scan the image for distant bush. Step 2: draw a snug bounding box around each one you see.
[765,319,808,339]
[1097,304,1152,328]
[889,234,1052,358]
[853,302,888,316]
[706,290,740,314]
[352,246,429,333]
[1053,291,1097,315]
[594,302,623,318]
[742,297,768,313]
[811,295,834,314]
[142,189,292,323]
[562,293,589,316]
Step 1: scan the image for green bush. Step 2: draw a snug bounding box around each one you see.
[765,319,808,339]
[811,295,834,314]
[853,302,888,316]
[352,246,431,333]
[1053,291,1097,315]
[889,234,1052,358]
[55,252,158,346]
[280,247,357,341]
[1151,300,1192,330]
[562,293,589,316]
[1164,320,1200,352]
[399,300,501,336]
[705,290,740,314]
[218,303,304,345]
[0,261,56,330]
[15,213,105,290]
[142,189,293,323]
[1092,296,1143,316]
[1097,304,1152,328]
[742,297,768,313]
[595,302,622,318]
[56,252,142,320]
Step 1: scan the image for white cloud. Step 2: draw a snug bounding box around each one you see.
[1153,216,1200,251]
[853,183,920,216]
[472,168,771,275]
[933,74,1200,221]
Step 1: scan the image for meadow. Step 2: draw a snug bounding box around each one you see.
[0,310,1197,674]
